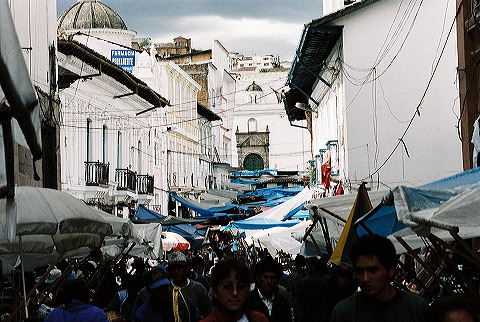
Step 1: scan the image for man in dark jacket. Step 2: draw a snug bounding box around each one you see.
[249,257,292,322]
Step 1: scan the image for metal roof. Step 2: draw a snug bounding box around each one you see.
[57,39,169,109]
[288,25,343,96]
[284,0,381,121]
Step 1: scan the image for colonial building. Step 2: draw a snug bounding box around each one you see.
[286,0,462,194]
[231,68,310,172]
[166,40,236,167]
[56,0,223,218]
[4,0,60,189]
[57,0,170,217]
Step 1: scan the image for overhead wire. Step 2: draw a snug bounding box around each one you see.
[362,0,462,181]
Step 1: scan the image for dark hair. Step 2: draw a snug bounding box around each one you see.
[253,257,283,279]
[294,254,306,269]
[60,278,89,305]
[349,234,396,270]
[427,295,479,322]
[191,256,205,268]
[306,256,328,275]
[210,258,250,290]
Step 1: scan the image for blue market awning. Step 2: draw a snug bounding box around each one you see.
[356,167,480,237]
[170,193,215,216]
[291,210,310,219]
[163,224,203,239]
[134,206,165,220]
[133,206,205,225]
[207,203,250,213]
[282,202,306,221]
[225,218,300,230]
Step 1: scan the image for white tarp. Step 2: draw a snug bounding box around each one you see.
[249,221,312,255]
[251,187,313,220]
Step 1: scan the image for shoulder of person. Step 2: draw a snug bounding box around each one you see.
[252,311,269,322]
[396,289,428,306]
[190,279,208,291]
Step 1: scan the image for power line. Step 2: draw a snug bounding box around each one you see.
[361,0,461,182]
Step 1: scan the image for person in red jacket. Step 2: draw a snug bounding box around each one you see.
[200,258,268,322]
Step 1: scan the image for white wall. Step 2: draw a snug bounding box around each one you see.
[9,0,57,94]
[234,71,310,171]
[313,0,462,190]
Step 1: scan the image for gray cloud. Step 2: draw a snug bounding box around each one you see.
[57,0,323,61]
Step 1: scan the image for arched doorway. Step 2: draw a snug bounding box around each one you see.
[243,153,264,170]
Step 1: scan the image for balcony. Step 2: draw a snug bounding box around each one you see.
[137,174,154,195]
[85,161,109,186]
[115,168,137,191]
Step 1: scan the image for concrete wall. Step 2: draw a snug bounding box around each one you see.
[312,0,462,190]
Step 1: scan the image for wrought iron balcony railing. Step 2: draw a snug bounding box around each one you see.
[115,168,137,191]
[137,174,154,195]
[85,161,109,186]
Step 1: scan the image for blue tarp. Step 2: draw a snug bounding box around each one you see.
[291,210,310,219]
[230,178,258,185]
[230,169,278,177]
[224,218,300,230]
[134,206,165,220]
[260,196,294,208]
[282,202,306,221]
[238,186,303,199]
[356,167,480,237]
[170,193,215,216]
[207,203,250,213]
[163,224,203,239]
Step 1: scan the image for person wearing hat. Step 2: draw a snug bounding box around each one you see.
[167,251,211,318]
[133,265,201,322]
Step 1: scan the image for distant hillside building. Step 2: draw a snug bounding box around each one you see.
[155,36,192,58]
[229,53,281,71]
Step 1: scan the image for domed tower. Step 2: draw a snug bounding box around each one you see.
[57,0,136,59]
[245,81,263,104]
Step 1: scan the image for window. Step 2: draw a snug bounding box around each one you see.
[248,118,257,132]
[102,125,108,163]
[86,118,92,162]
[137,140,142,174]
[117,131,122,168]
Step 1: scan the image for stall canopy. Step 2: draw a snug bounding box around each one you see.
[163,224,204,240]
[133,206,205,225]
[225,218,300,230]
[356,167,480,238]
[252,187,313,220]
[170,193,215,216]
[207,203,250,213]
[282,202,306,221]
[249,221,312,255]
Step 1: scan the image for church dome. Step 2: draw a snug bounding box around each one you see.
[246,81,263,92]
[57,0,128,31]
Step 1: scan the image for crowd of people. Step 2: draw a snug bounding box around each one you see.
[2,234,479,321]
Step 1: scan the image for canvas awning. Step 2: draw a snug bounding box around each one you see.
[356,167,480,237]
[133,206,205,225]
[225,218,300,230]
[170,193,215,216]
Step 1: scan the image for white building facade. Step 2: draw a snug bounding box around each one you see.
[6,0,60,189]
[287,0,462,193]
[232,70,310,171]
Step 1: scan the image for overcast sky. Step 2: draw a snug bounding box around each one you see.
[57,0,323,62]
